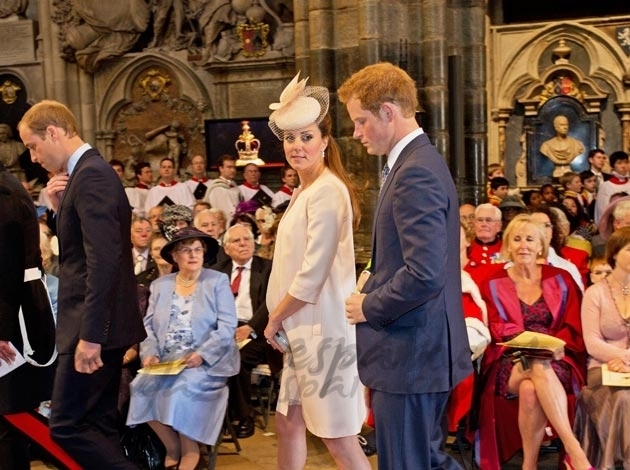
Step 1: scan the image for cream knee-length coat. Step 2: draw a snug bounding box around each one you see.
[267,168,366,438]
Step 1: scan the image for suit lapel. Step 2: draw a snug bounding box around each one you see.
[57,148,98,220]
[249,258,262,311]
[370,134,429,271]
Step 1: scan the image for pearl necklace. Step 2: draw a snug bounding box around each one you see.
[612,275,630,296]
[176,274,198,287]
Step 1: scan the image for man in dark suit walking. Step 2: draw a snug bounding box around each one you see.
[212,224,281,438]
[19,100,146,469]
[341,63,472,469]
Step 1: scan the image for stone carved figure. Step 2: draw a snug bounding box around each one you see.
[539,115,585,178]
[0,124,26,181]
[0,0,28,19]
[58,0,150,72]
[148,0,187,49]
[197,0,239,62]
[144,121,187,175]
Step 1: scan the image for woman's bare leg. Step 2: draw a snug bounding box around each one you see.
[517,380,547,470]
[276,405,307,470]
[178,434,200,470]
[322,435,371,470]
[148,420,180,467]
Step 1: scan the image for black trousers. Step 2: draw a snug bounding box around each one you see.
[228,332,282,421]
[0,416,30,470]
[50,347,139,470]
[229,336,268,421]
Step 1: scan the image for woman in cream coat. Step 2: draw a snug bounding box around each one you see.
[264,73,369,469]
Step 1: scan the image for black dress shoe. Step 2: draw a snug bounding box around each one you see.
[236,417,255,438]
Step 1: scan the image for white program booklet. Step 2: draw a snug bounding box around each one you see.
[0,342,26,378]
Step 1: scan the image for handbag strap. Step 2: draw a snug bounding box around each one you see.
[19,268,58,367]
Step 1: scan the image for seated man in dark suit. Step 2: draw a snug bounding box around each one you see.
[131,217,155,276]
[212,224,281,439]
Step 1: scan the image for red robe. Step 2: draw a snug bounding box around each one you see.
[446,271,488,432]
[474,265,586,469]
[561,244,590,288]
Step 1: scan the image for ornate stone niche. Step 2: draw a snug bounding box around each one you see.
[106,65,207,184]
[515,49,608,185]
[524,95,598,184]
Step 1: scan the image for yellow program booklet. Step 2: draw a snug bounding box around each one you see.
[601,364,630,387]
[498,331,565,358]
[137,359,186,376]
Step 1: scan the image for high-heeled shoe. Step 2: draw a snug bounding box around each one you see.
[564,454,595,470]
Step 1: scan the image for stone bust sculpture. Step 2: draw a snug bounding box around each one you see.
[0,123,25,181]
[539,115,585,178]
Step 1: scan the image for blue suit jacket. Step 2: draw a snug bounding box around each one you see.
[55,148,146,353]
[357,133,472,394]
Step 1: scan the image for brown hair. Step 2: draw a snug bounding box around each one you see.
[606,226,630,269]
[18,100,79,138]
[319,114,361,229]
[338,62,418,118]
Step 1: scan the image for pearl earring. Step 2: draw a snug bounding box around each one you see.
[321,149,325,158]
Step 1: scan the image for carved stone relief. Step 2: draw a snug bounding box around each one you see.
[51,0,294,71]
[111,66,205,183]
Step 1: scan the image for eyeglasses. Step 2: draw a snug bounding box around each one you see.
[177,247,204,256]
[475,217,500,223]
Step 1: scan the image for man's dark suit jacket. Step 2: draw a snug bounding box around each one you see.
[55,148,146,354]
[357,133,473,394]
[212,255,272,337]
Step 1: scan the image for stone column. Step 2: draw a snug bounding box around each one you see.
[97,130,116,161]
[44,0,68,103]
[616,103,630,155]
[448,0,487,205]
[357,0,382,65]
[293,1,309,75]
[307,1,334,90]
[461,1,487,205]
[420,0,448,156]
[78,70,95,147]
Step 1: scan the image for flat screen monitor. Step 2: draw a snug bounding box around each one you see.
[204,117,285,169]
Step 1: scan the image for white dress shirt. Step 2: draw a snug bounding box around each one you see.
[232,258,253,322]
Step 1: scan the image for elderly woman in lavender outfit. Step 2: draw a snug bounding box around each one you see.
[127,227,239,470]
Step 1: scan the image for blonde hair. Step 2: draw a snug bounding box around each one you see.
[500,213,549,261]
[18,100,79,138]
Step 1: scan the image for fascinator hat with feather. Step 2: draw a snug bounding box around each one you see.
[268,72,329,140]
